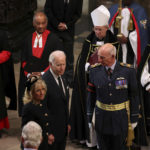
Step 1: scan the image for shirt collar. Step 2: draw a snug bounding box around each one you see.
[106,60,116,71]
[24,148,37,150]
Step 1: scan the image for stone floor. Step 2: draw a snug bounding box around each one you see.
[1,14,150,150]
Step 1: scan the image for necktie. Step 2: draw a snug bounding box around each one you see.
[58,76,64,94]
[107,68,112,78]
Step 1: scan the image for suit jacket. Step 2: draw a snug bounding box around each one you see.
[87,61,139,135]
[44,0,83,32]
[22,101,51,150]
[42,70,69,142]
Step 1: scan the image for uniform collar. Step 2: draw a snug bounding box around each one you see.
[24,148,37,150]
[106,60,116,71]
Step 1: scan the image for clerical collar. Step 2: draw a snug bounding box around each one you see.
[24,148,37,150]
[106,60,116,70]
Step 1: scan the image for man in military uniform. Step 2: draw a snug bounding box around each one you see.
[87,43,139,150]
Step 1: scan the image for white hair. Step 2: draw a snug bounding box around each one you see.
[48,50,66,65]
[22,121,42,148]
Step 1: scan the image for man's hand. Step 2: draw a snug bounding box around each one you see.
[30,72,42,77]
[67,124,71,135]
[85,62,90,72]
[117,33,128,44]
[48,134,55,145]
[58,22,67,31]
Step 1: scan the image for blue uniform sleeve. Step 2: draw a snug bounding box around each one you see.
[86,69,96,123]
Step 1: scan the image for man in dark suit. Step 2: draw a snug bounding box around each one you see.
[42,50,71,150]
[44,0,83,87]
[87,43,139,150]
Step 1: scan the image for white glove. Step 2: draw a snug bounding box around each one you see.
[27,73,31,78]
[88,123,92,128]
[85,62,90,72]
[131,122,137,129]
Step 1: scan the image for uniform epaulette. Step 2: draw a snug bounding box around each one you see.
[111,41,119,45]
[85,39,91,43]
[147,44,150,47]
[91,63,101,68]
[120,62,134,68]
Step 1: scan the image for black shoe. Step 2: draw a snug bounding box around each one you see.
[130,145,141,150]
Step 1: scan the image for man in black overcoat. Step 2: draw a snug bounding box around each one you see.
[42,50,70,150]
[18,12,63,116]
[44,0,83,87]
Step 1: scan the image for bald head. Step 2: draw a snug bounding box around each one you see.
[33,11,47,23]
[33,11,48,34]
[98,43,116,66]
[49,50,66,76]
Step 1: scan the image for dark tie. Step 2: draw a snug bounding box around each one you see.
[107,68,112,78]
[58,76,64,94]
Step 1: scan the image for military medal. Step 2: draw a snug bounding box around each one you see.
[115,77,128,89]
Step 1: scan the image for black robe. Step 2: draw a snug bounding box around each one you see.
[69,30,119,141]
[18,31,63,116]
[0,30,17,120]
[135,44,150,146]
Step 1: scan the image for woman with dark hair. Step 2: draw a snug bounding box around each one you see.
[22,76,54,150]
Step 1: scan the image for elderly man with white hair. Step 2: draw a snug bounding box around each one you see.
[87,43,139,150]
[21,121,42,150]
[42,50,71,150]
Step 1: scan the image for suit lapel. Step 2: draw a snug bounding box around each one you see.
[48,71,67,101]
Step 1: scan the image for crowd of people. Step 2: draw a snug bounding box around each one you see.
[0,0,150,150]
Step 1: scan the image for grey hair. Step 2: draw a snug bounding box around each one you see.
[22,121,42,148]
[48,50,66,65]
[33,11,48,22]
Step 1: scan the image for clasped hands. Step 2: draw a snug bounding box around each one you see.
[117,33,128,44]
[58,22,67,31]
